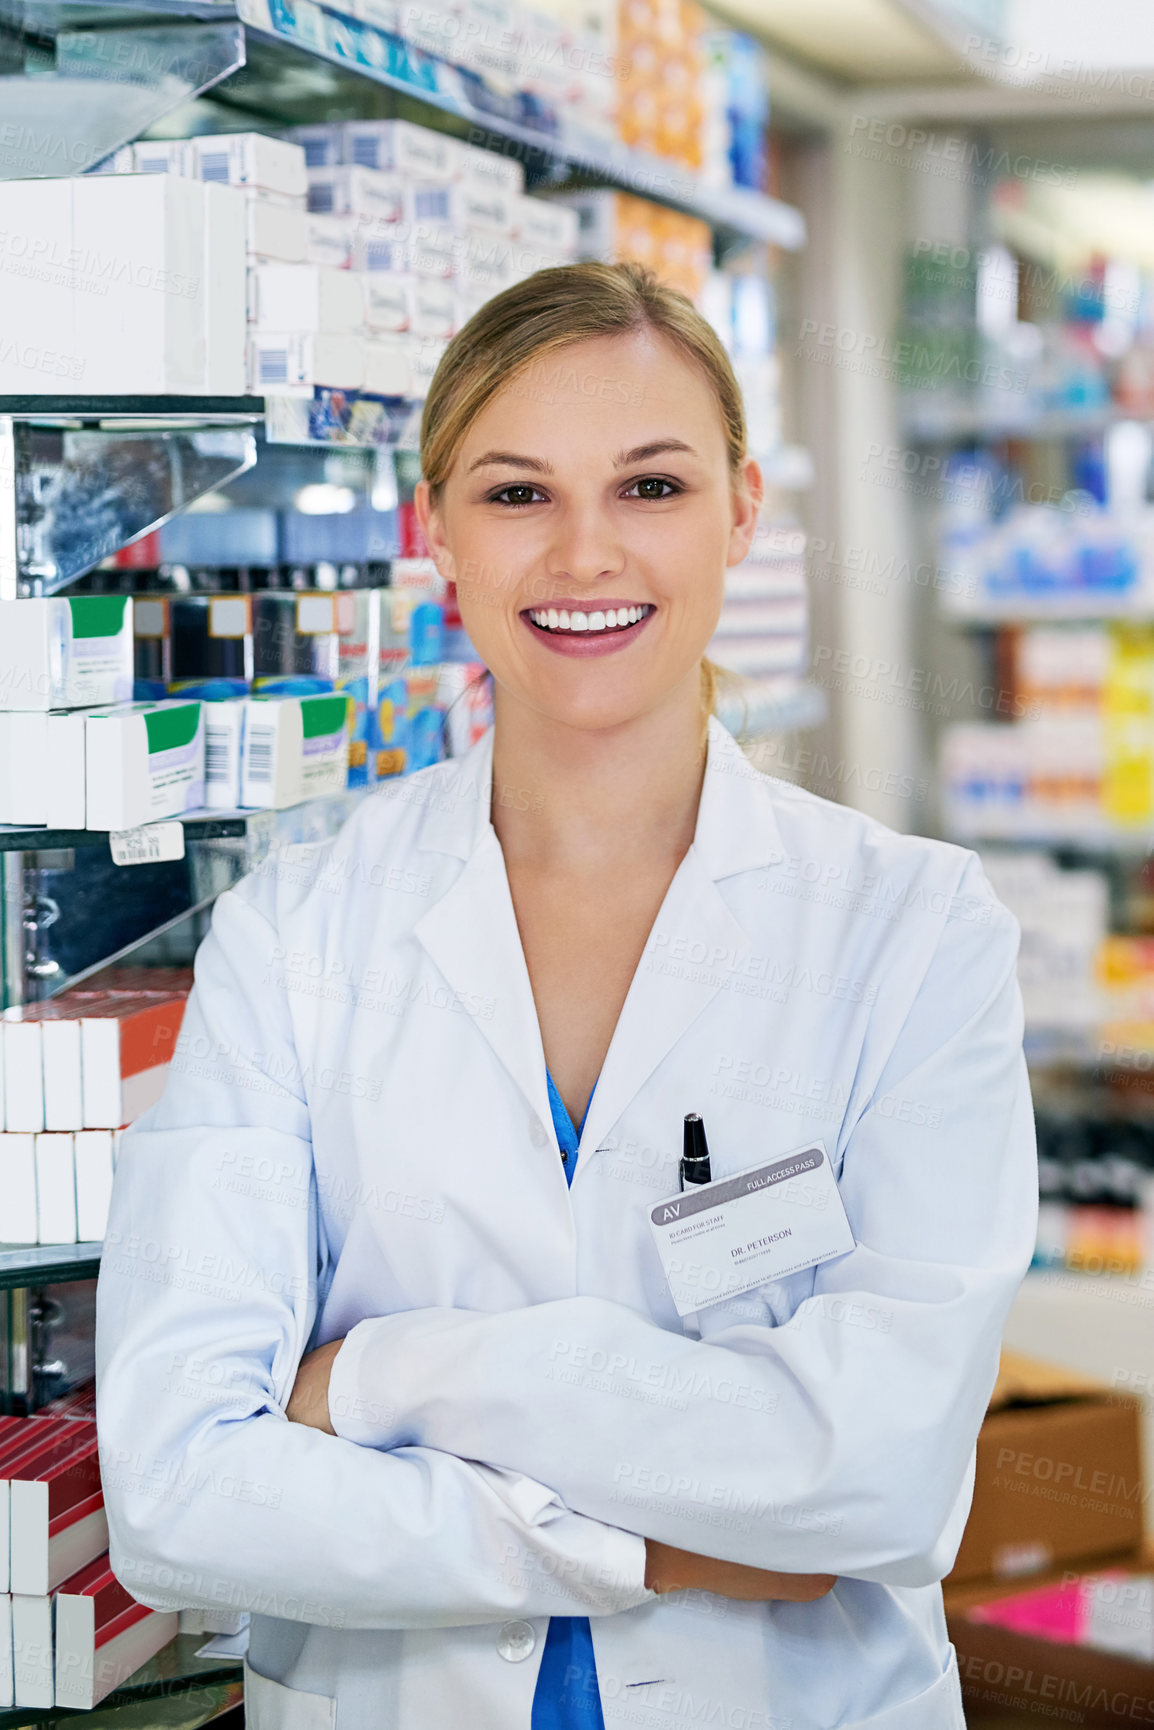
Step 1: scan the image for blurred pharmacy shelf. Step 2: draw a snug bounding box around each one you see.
[902,403,1133,444]
[0,1,805,253]
[231,3,807,251]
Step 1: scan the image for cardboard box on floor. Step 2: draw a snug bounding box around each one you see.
[947,1350,1145,1588]
[944,1352,1149,1726]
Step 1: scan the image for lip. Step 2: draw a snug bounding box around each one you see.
[520,601,656,658]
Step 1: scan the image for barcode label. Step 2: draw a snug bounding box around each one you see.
[199,152,229,183]
[110,823,186,867]
[205,739,232,776]
[258,347,290,384]
[246,727,276,783]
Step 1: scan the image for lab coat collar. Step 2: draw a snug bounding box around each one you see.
[414,715,786,879]
[411,716,786,1168]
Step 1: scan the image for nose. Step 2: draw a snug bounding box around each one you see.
[544,499,626,590]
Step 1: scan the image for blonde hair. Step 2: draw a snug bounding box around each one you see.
[420,261,747,719]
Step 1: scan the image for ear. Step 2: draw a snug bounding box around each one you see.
[726,457,764,568]
[414,479,457,583]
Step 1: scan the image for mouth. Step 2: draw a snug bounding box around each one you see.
[524,603,655,636]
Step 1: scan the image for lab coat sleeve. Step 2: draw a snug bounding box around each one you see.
[327,868,1037,1587]
[96,878,651,1628]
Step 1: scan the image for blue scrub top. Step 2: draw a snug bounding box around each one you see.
[530,1069,607,1730]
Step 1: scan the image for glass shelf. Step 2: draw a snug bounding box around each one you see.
[0,1242,102,1291]
[0,1635,242,1727]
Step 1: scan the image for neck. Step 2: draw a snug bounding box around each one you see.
[490,674,710,870]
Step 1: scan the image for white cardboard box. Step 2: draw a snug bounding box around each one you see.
[70,175,205,394]
[85,701,206,831]
[248,262,365,332]
[463,142,525,197]
[194,132,308,198]
[0,705,114,826]
[248,330,364,390]
[363,334,410,395]
[307,165,404,224]
[0,179,77,394]
[0,597,133,714]
[0,1134,37,1242]
[74,1130,114,1240]
[362,272,412,333]
[406,279,456,339]
[241,693,351,808]
[34,1133,76,1244]
[132,140,195,176]
[512,195,579,254]
[203,182,248,396]
[3,1020,43,1133]
[246,192,308,264]
[204,699,245,809]
[304,213,358,269]
[42,1019,83,1133]
[342,119,462,178]
[406,182,513,236]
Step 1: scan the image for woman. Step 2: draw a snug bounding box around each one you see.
[97,262,1037,1730]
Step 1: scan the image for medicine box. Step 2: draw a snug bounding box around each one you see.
[0,597,133,713]
[245,192,308,264]
[248,263,366,333]
[0,706,109,826]
[512,196,579,255]
[241,693,352,808]
[204,700,245,809]
[193,132,308,198]
[71,174,206,394]
[362,273,412,333]
[462,143,525,197]
[342,119,463,179]
[306,165,405,224]
[248,330,364,391]
[85,701,206,831]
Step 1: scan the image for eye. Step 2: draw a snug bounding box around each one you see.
[624,476,681,500]
[489,483,547,507]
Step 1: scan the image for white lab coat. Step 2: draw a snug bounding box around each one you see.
[96,716,1037,1730]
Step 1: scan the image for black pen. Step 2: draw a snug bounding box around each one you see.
[680,1113,712,1189]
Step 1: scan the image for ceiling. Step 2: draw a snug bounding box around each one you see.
[707,0,979,83]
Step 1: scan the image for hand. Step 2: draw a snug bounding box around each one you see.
[644,1539,835,1603]
[285,1338,344,1434]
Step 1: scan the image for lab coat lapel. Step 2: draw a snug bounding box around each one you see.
[412,737,555,1140]
[411,717,787,1170]
[575,843,751,1169]
[575,718,785,1168]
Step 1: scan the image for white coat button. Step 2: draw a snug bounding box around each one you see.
[529,1117,548,1149]
[496,1620,536,1662]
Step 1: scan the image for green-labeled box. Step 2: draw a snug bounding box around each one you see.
[86,702,206,831]
[241,694,351,809]
[0,597,133,712]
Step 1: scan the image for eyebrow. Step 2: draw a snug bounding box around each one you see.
[467,451,555,475]
[612,440,696,466]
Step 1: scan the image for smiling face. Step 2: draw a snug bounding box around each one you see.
[416,327,762,735]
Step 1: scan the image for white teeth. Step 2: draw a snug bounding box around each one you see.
[528,604,651,632]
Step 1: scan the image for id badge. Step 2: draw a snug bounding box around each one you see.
[647,1140,855,1317]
